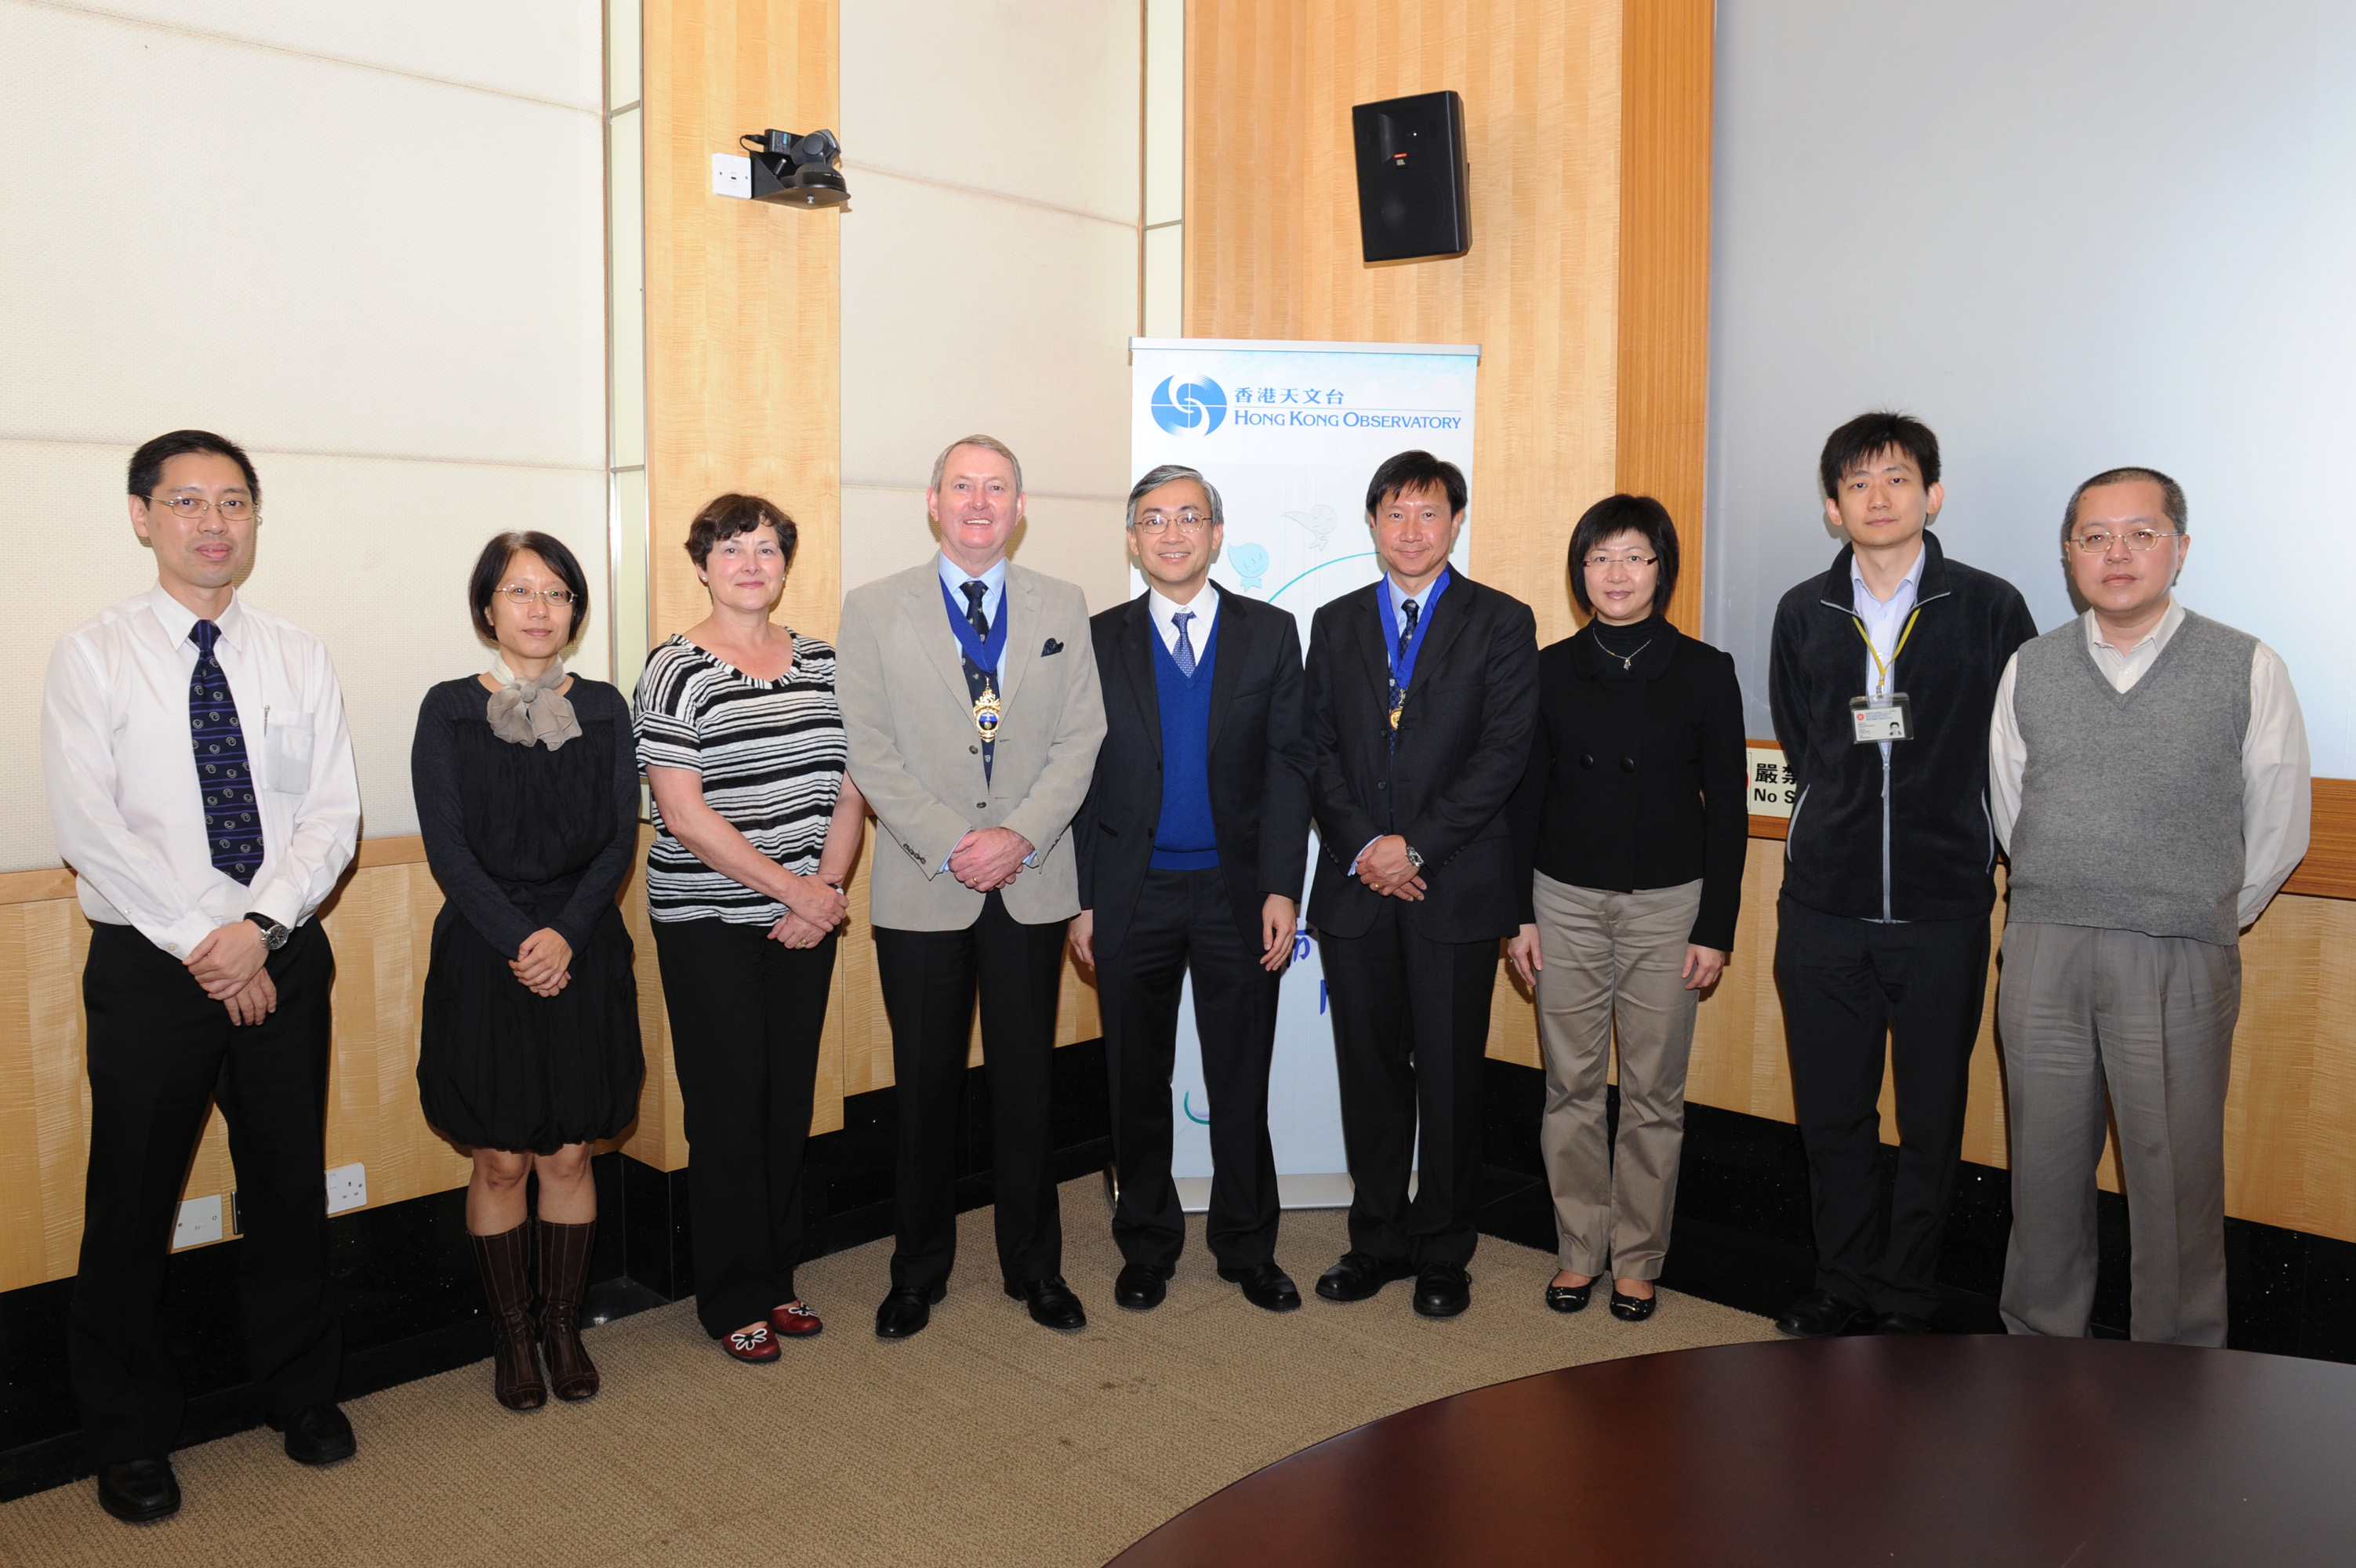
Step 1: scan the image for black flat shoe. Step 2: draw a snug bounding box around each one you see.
[1609,1287,1657,1322]
[1218,1260,1302,1312]
[1874,1310,1932,1334]
[1774,1287,1868,1339]
[1113,1261,1171,1312]
[1007,1275,1087,1332]
[1412,1264,1471,1319]
[270,1402,356,1467]
[1545,1281,1593,1313]
[1316,1250,1414,1303]
[96,1457,180,1524]
[874,1281,946,1341]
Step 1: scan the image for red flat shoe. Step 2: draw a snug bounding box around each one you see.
[769,1301,822,1338]
[723,1323,779,1363]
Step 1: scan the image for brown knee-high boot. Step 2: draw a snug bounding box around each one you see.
[538,1219,600,1401]
[470,1222,546,1410]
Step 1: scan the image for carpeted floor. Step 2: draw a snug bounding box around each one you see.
[0,1179,1775,1566]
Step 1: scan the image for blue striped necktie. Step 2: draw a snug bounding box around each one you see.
[189,619,264,884]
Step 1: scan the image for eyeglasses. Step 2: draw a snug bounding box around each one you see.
[2069,528,2182,555]
[1134,510,1211,535]
[496,586,577,608]
[1582,551,1657,572]
[147,493,254,521]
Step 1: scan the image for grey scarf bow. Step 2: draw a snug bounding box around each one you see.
[485,657,582,750]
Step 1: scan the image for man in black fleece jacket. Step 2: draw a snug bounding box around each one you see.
[1767,412,2038,1338]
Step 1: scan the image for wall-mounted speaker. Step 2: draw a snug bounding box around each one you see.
[1350,90,1470,263]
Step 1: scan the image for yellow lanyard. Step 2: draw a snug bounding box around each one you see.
[1853,607,1921,695]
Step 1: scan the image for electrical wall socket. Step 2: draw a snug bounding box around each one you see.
[712,152,751,199]
[325,1162,368,1216]
[172,1194,224,1250]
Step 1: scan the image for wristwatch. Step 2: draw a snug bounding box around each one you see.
[1403,845,1425,872]
[244,912,292,950]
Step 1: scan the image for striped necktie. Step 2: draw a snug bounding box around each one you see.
[189,619,264,884]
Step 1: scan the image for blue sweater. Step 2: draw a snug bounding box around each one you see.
[1149,615,1220,869]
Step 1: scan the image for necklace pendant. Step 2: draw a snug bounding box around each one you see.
[972,688,1002,739]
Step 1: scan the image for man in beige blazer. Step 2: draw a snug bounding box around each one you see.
[837,434,1106,1341]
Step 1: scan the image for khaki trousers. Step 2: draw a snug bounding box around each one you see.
[1532,873,1703,1280]
[1998,921,2240,1346]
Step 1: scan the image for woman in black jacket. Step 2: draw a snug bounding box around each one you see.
[1506,495,1746,1321]
[414,532,644,1410]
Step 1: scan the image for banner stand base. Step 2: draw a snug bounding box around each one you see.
[1175,1173,1356,1213]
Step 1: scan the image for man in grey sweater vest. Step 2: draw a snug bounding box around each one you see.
[1991,466,2310,1346]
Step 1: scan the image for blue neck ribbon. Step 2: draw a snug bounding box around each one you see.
[1378,567,1450,699]
[942,579,1010,678]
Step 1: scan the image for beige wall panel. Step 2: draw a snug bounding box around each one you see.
[0,6,603,468]
[62,2,602,108]
[840,485,943,595]
[839,171,1138,503]
[840,1,1142,223]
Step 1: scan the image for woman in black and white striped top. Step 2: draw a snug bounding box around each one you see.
[632,492,866,1363]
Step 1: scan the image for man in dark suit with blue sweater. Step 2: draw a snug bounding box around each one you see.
[1071,464,1314,1315]
[1305,451,1540,1319]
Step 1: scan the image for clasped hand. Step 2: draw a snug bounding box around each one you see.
[511,928,573,997]
[768,873,849,948]
[1356,835,1425,900]
[187,920,275,1025]
[948,826,1032,893]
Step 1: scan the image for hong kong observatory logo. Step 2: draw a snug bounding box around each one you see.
[1149,376,1228,435]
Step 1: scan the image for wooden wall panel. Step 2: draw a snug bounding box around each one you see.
[1612,0,1712,637]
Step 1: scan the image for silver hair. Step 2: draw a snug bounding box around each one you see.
[1124,463,1224,530]
[929,434,1025,498]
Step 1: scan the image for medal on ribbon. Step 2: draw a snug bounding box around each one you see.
[972,688,1002,738]
[942,579,1011,742]
[1378,568,1450,740]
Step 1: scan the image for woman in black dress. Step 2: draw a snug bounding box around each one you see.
[415,531,644,1410]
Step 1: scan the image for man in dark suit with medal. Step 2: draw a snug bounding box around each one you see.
[1069,463,1314,1315]
[837,434,1107,1341]
[1303,450,1540,1318]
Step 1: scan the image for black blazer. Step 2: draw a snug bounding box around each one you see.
[1768,532,2038,924]
[1305,572,1540,943]
[1507,623,1748,951]
[1074,584,1313,959]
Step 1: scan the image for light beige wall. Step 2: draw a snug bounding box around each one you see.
[0,2,608,869]
[837,0,1142,613]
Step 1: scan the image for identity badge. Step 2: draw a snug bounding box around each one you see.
[1849,693,1914,744]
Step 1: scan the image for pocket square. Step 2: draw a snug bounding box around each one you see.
[1040,638,1064,656]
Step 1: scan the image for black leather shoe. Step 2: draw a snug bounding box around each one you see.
[1774,1288,1868,1339]
[96,1457,180,1523]
[1218,1261,1302,1312]
[874,1282,946,1341]
[1007,1275,1087,1331]
[270,1402,356,1466]
[1875,1310,1932,1334]
[1113,1261,1171,1311]
[1412,1264,1472,1319]
[1609,1287,1657,1323]
[1545,1281,1593,1313]
[1315,1250,1414,1303]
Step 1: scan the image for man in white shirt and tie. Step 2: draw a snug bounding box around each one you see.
[42,430,361,1523]
[1990,466,2310,1346]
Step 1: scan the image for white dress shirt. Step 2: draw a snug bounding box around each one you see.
[42,584,361,956]
[1851,543,1926,763]
[1988,597,2311,928]
[1148,583,1219,657]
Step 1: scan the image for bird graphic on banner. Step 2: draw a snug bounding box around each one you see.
[1283,503,1338,552]
[1228,542,1269,590]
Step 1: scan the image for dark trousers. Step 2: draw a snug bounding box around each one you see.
[1099,866,1282,1273]
[874,892,1068,1292]
[652,918,836,1338]
[1773,894,1990,1317]
[71,920,339,1465]
[1319,902,1501,1269]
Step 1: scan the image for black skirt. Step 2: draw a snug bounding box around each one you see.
[416,684,644,1154]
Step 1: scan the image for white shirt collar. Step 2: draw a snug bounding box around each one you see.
[2086,594,2184,655]
[145,582,247,651]
[936,552,1007,601]
[1850,541,1927,606]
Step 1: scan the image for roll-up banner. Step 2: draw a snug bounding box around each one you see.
[1127,337,1481,1209]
